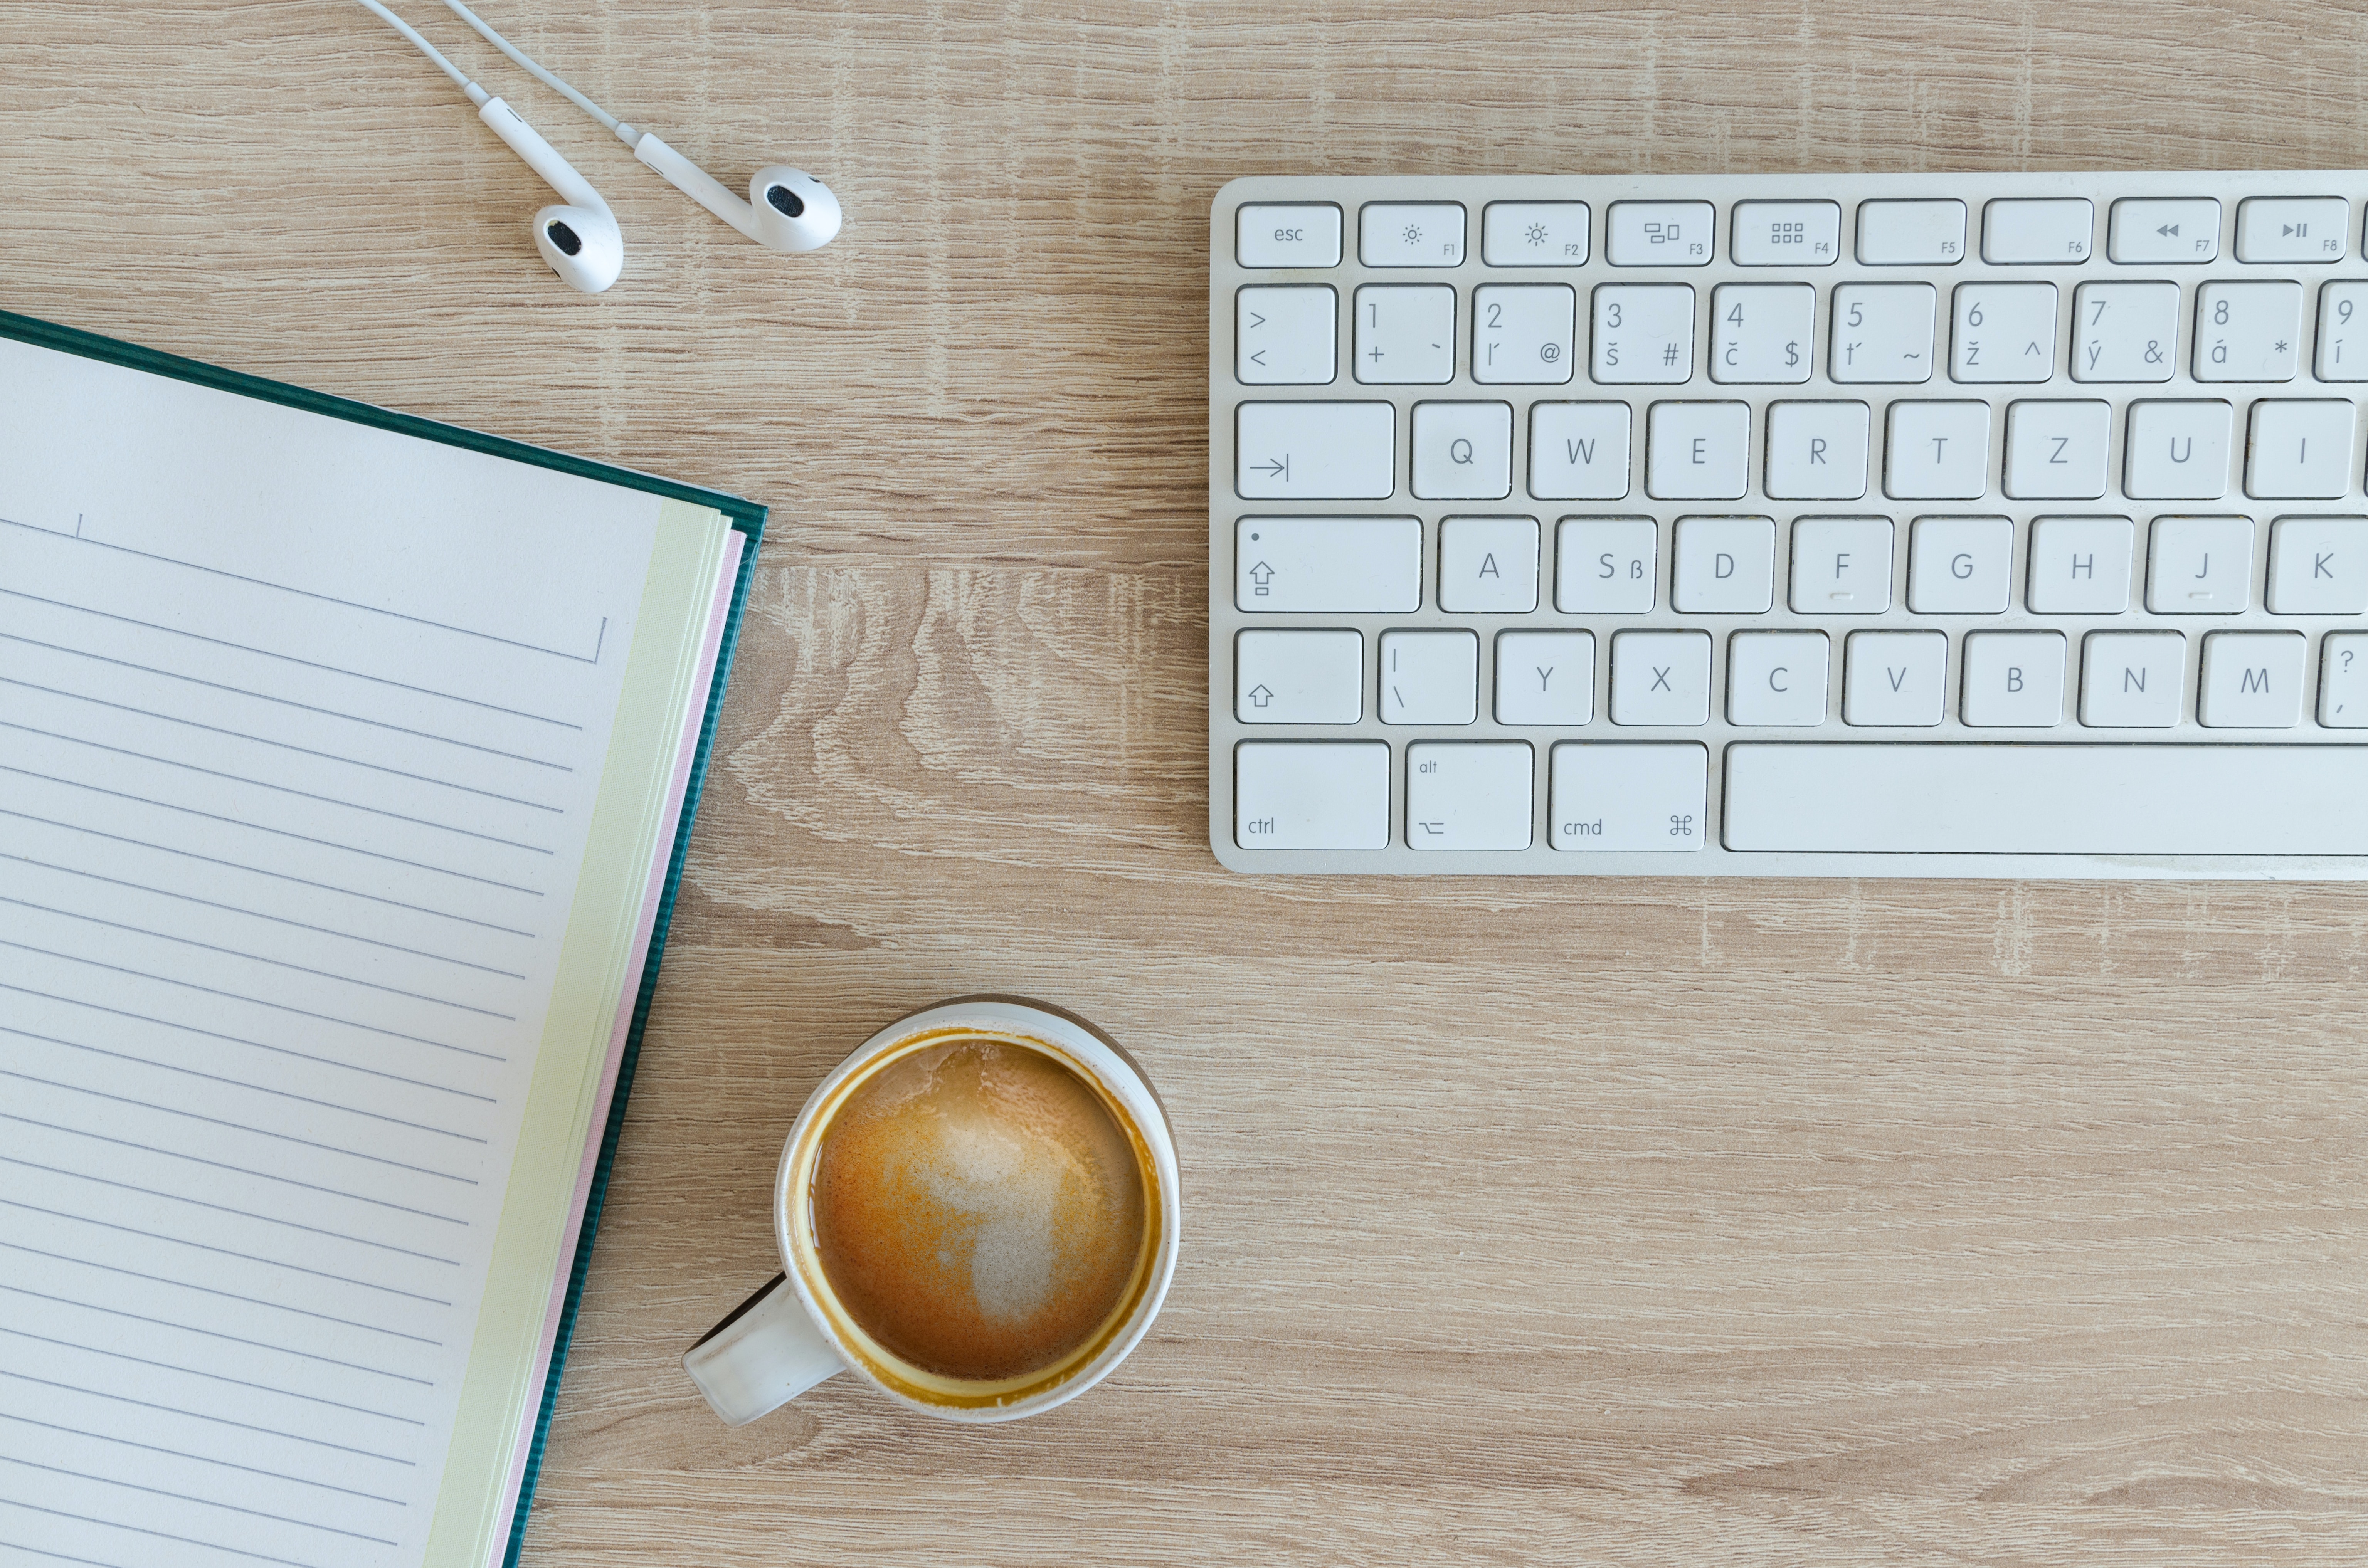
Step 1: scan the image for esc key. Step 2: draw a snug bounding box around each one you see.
[1239,203,1342,267]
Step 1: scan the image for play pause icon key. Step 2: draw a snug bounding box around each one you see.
[2237,195,2349,262]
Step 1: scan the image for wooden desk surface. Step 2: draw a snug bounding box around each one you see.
[9,3,2368,1561]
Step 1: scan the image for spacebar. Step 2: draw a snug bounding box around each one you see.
[1724,744,2368,855]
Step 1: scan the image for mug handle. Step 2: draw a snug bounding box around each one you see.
[681,1273,845,1425]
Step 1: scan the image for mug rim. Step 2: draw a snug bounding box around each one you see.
[769,996,1181,1423]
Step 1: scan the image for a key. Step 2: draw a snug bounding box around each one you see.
[1236,285,1337,385]
[2245,400,2357,499]
[2317,282,2368,380]
[1234,516,1421,612]
[1378,629,1479,724]
[2072,281,2178,383]
[1528,402,1632,499]
[1983,198,2094,263]
[1235,629,1363,723]
[1472,284,1576,385]
[2147,516,2253,613]
[1764,401,1871,501]
[1907,515,2013,613]
[1842,630,1948,725]
[2199,632,2307,727]
[1591,284,1695,384]
[1411,401,1513,499]
[2235,196,2348,264]
[1234,741,1389,849]
[1556,518,1658,613]
[2194,281,2302,381]
[1406,742,1534,849]
[2026,516,2134,613]
[1829,283,1936,383]
[1606,201,1715,266]
[2322,633,2368,725]
[1608,630,1712,725]
[1789,516,1894,613]
[1726,631,1830,725]
[2080,631,2186,726]
[1361,202,1465,267]
[2268,516,2368,614]
[1671,515,1776,612]
[1960,631,2067,726]
[1438,515,1541,613]
[2003,399,2111,500]
[1709,283,1814,383]
[2123,400,2233,499]
[1857,199,1966,265]
[1235,402,1394,499]
[1238,203,1342,268]
[1884,401,1991,499]
[1645,400,1750,500]
[1494,631,1596,725]
[1731,201,1840,266]
[1482,202,1589,266]
[1354,284,1455,384]
[2107,197,2220,264]
[1951,281,2057,382]
[1547,743,1708,851]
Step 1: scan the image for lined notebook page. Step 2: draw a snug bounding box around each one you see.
[0,338,673,1568]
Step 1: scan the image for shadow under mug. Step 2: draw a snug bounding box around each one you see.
[682,996,1181,1425]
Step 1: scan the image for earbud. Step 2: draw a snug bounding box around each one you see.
[627,133,843,252]
[476,94,623,293]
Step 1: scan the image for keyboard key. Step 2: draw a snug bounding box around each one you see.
[1238,203,1342,268]
[2004,399,2111,500]
[1406,742,1534,849]
[1789,516,1894,613]
[1379,629,1479,724]
[2235,196,2349,263]
[1885,401,1991,499]
[1547,743,1708,850]
[1645,400,1750,500]
[1828,283,1937,383]
[2071,281,2178,382]
[1483,202,1589,266]
[1235,629,1363,723]
[1556,518,1657,613]
[1234,516,1421,612]
[1235,403,1394,499]
[1727,631,1830,725]
[2199,631,2307,726]
[1960,631,2067,726]
[1951,281,2057,382]
[1494,631,1596,725]
[1843,630,1948,725]
[1731,201,1840,266]
[1235,741,1389,849]
[2245,400,2357,499]
[1591,284,1695,384]
[1857,199,1966,265]
[2026,516,2134,613]
[1609,630,1712,724]
[1672,515,1775,612]
[1353,284,1455,384]
[1724,743,2368,854]
[1709,283,1814,383]
[2107,197,2220,263]
[1361,202,1465,267]
[1982,198,2094,263]
[2317,282,2368,380]
[1528,402,1632,499]
[1438,515,1541,613]
[2323,634,2368,724]
[1764,401,1871,501]
[1908,515,2013,613]
[2268,516,2368,613]
[2123,400,2233,499]
[1606,201,1715,265]
[2194,281,2302,381]
[1236,286,1336,385]
[2147,516,2253,613]
[1411,401,1513,499]
[2080,631,2185,726]
[1472,284,1576,385]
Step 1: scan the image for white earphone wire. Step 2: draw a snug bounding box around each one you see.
[432,0,632,141]
[351,0,479,98]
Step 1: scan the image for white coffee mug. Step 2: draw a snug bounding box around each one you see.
[682,996,1181,1425]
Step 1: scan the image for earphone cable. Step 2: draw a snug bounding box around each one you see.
[350,0,479,98]
[434,0,632,141]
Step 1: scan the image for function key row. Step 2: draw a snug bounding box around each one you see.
[1236,195,2359,271]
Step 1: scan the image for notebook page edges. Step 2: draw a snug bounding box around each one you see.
[0,334,683,1568]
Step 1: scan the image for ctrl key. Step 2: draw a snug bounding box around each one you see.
[1235,741,1390,849]
[1549,743,1708,852]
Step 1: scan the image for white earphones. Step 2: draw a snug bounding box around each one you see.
[354,0,622,293]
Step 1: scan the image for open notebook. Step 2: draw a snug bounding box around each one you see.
[0,312,762,1568]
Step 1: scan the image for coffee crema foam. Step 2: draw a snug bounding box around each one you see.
[810,1038,1149,1382]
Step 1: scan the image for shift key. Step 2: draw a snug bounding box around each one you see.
[1236,401,1395,498]
[1236,517,1421,611]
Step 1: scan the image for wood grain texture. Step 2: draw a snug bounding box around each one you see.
[7,2,2368,1562]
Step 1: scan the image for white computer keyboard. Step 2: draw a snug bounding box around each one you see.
[1207,172,2368,878]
